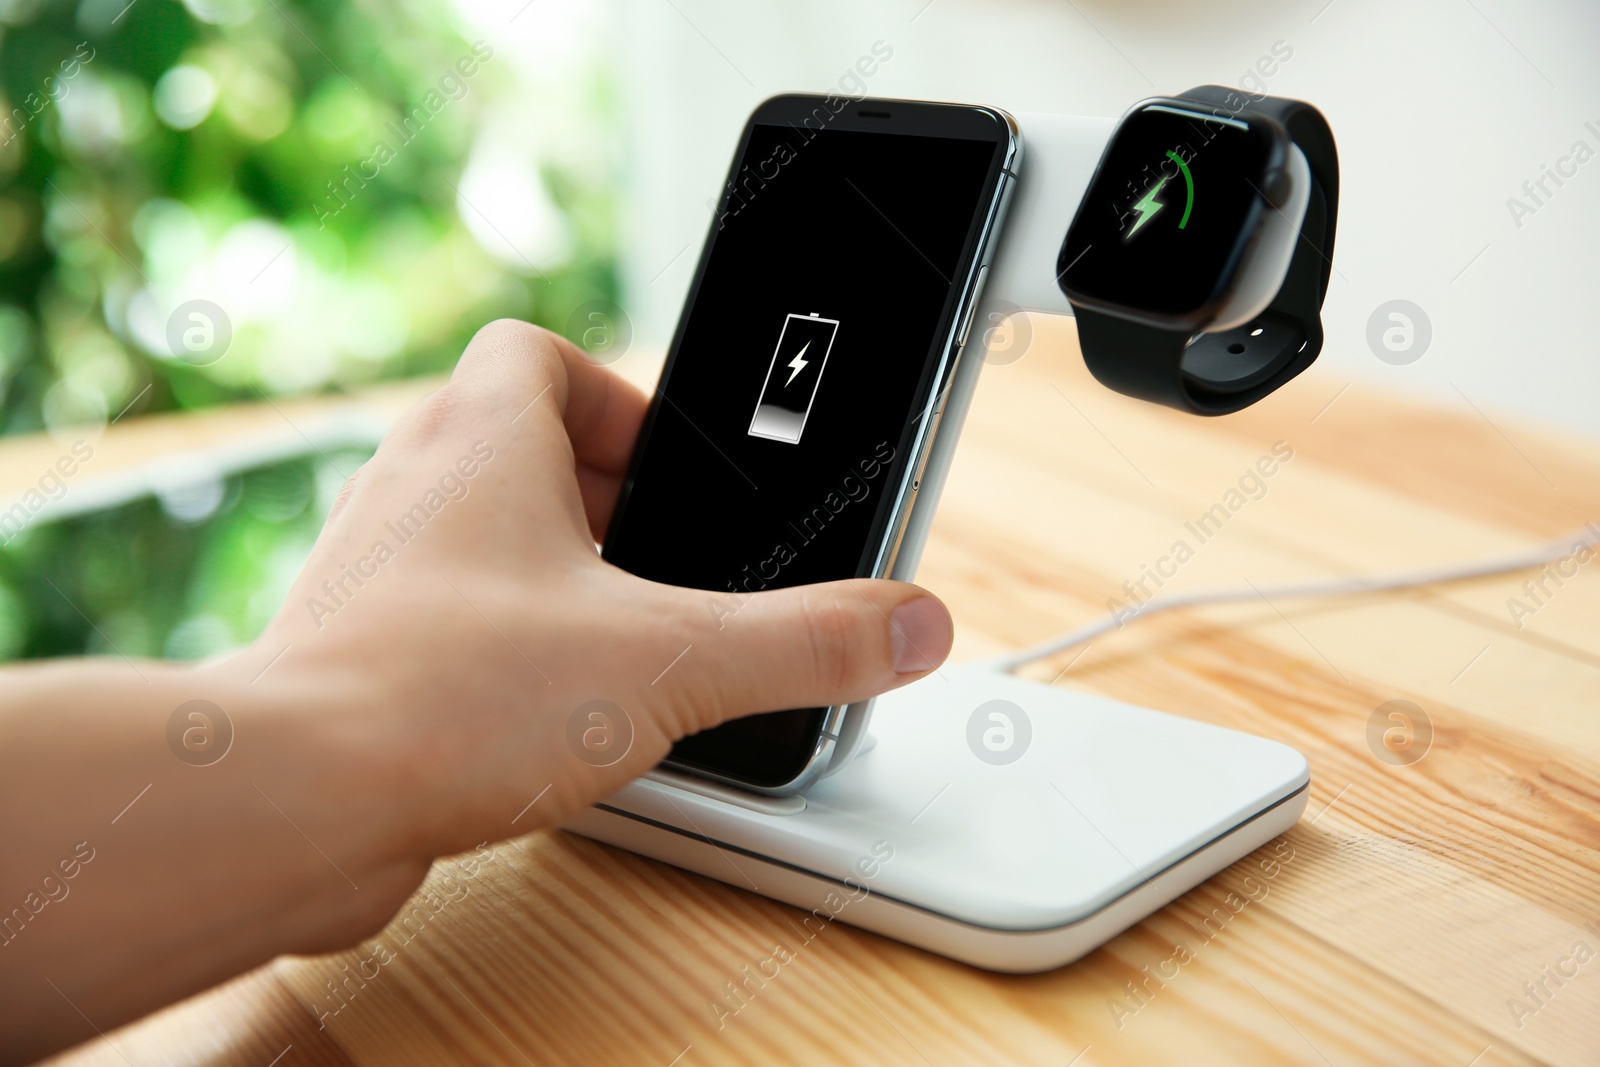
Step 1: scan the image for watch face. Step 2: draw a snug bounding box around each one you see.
[1058,101,1278,322]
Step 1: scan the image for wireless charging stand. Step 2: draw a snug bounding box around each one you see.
[565,113,1310,973]
[567,665,1307,973]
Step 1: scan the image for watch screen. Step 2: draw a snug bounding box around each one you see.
[1058,103,1275,319]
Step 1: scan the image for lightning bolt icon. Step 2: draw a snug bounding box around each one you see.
[1127,176,1169,238]
[784,339,811,386]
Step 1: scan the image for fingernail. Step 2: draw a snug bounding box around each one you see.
[890,597,952,674]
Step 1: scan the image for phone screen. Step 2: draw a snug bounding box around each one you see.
[603,100,1008,788]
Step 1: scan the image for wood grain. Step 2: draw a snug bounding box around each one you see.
[37,318,1600,1066]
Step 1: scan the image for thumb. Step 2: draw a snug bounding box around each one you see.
[652,578,954,735]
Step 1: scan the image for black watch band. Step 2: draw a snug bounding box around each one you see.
[1072,86,1339,415]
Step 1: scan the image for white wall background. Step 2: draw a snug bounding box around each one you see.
[612,0,1600,437]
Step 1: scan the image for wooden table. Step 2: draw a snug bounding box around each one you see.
[37,316,1600,1066]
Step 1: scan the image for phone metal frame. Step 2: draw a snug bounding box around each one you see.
[608,95,1021,797]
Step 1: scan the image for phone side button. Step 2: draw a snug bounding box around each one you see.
[957,264,987,347]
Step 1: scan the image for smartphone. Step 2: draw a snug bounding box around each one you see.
[602,94,1019,795]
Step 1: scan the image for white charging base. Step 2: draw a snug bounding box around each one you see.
[566,665,1308,973]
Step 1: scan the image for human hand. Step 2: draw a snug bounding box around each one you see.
[247,316,955,917]
[0,320,953,1064]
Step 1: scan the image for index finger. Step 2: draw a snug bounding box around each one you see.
[449,318,647,478]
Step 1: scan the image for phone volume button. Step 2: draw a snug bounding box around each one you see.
[958,264,987,347]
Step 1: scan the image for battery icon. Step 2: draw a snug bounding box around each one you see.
[747,312,840,445]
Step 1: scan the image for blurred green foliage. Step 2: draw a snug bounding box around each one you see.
[0,0,618,659]
[0,449,371,660]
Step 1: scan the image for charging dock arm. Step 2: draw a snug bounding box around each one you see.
[982,114,1113,317]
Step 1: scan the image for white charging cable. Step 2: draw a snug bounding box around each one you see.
[985,522,1600,674]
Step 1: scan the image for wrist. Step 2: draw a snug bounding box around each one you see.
[0,650,436,1057]
[194,638,439,869]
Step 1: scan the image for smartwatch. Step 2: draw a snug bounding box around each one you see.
[1056,86,1339,415]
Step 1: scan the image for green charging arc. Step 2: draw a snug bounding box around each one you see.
[1166,149,1194,229]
